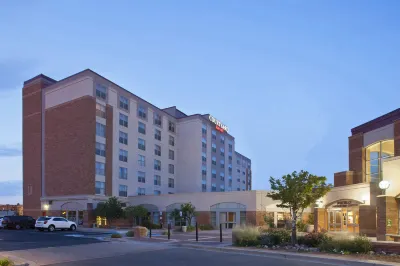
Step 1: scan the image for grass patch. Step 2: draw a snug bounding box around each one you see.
[111,233,122,238]
[0,258,14,266]
[199,224,214,230]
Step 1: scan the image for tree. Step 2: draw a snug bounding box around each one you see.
[267,170,332,245]
[94,197,124,225]
[181,202,197,226]
[124,205,148,225]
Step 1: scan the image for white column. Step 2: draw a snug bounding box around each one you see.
[274,212,278,227]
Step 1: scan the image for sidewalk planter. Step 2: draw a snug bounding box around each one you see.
[182,226,187,232]
[133,226,148,238]
[306,224,314,233]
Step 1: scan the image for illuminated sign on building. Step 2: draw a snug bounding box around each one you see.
[208,115,229,133]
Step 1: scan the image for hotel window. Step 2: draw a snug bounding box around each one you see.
[228,164,232,173]
[228,175,232,180]
[229,144,233,152]
[212,143,216,153]
[95,142,106,157]
[154,175,161,186]
[242,171,245,175]
[119,185,128,197]
[154,190,161,195]
[119,149,128,162]
[202,123,207,135]
[168,178,175,188]
[212,156,216,165]
[119,95,129,110]
[242,180,245,184]
[237,188,240,191]
[212,130,216,140]
[155,145,161,156]
[211,212,216,226]
[237,168,240,173]
[95,181,105,195]
[155,129,161,141]
[212,169,216,178]
[168,121,175,133]
[119,167,128,180]
[138,122,146,134]
[138,155,145,166]
[202,138,207,148]
[220,135,225,144]
[96,104,106,118]
[220,184,225,192]
[201,165,207,178]
[220,159,225,168]
[96,122,106,137]
[169,135,175,146]
[220,147,225,157]
[138,106,147,119]
[154,159,161,171]
[119,131,128,145]
[202,152,207,162]
[227,186,232,192]
[220,172,225,181]
[211,183,216,192]
[137,187,145,196]
[138,138,146,150]
[365,140,394,183]
[202,180,207,192]
[96,84,107,100]
[237,159,240,164]
[169,164,175,174]
[228,155,232,163]
[95,162,105,176]
[119,113,128,127]
[237,178,240,182]
[138,171,146,183]
[169,149,175,160]
[154,113,162,127]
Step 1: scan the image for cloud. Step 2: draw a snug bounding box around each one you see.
[0,180,22,196]
[0,143,22,157]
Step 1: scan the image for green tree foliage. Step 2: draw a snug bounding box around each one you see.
[181,202,197,226]
[267,170,332,245]
[124,205,148,225]
[94,197,124,225]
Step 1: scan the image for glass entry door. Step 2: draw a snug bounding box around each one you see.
[227,212,236,228]
[328,209,343,231]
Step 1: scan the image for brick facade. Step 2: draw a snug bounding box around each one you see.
[45,96,96,196]
[377,196,398,241]
[394,120,400,156]
[349,133,364,184]
[196,211,211,225]
[334,171,354,187]
[359,205,376,237]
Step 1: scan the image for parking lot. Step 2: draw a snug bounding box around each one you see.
[0,228,106,252]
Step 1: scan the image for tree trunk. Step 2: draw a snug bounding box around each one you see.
[291,211,297,246]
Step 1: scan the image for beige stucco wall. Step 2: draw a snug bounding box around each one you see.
[319,183,372,207]
[45,76,94,109]
[382,156,400,197]
[363,124,394,147]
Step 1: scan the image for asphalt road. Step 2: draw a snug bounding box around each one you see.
[47,247,349,266]
[0,228,105,251]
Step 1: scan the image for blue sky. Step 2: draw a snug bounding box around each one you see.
[1,0,400,204]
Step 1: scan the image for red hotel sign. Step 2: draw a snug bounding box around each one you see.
[209,115,229,133]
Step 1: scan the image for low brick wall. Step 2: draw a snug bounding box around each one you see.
[373,242,400,253]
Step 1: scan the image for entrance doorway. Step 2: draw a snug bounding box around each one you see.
[327,200,360,233]
[220,212,236,228]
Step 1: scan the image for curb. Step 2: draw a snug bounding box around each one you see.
[175,244,399,266]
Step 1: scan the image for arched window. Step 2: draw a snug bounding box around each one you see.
[365,140,394,183]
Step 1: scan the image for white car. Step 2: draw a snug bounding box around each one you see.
[0,217,3,228]
[35,216,77,232]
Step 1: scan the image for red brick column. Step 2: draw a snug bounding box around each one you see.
[394,120,400,156]
[349,133,365,184]
[314,208,327,232]
[359,205,376,237]
[376,196,398,241]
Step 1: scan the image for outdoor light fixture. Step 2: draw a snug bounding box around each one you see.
[43,204,49,210]
[379,180,390,190]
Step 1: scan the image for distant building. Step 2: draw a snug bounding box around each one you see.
[0,204,23,216]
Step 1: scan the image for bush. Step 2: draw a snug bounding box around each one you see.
[232,226,261,247]
[0,258,14,266]
[319,236,372,254]
[199,224,214,230]
[187,225,195,232]
[161,230,170,236]
[259,229,291,247]
[264,215,275,228]
[125,230,134,237]
[111,233,122,238]
[296,220,307,232]
[307,213,314,225]
[141,220,161,229]
[298,232,331,247]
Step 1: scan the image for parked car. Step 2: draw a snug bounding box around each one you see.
[35,217,77,232]
[2,216,36,229]
[0,217,3,228]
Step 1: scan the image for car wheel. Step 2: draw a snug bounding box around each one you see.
[70,225,76,231]
[48,225,55,232]
[15,224,21,230]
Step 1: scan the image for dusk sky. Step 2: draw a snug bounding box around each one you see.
[1,0,400,204]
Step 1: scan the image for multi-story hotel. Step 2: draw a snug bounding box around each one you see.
[22,69,252,224]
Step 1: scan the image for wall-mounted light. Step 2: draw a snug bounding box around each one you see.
[43,204,49,210]
[379,180,390,190]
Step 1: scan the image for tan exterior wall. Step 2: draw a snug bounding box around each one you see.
[382,156,400,197]
[320,183,372,207]
[105,105,113,196]
[314,208,327,232]
[376,196,398,241]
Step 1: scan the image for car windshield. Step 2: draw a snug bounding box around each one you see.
[37,217,51,221]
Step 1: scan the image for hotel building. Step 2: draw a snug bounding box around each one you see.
[22,69,252,224]
[314,108,400,240]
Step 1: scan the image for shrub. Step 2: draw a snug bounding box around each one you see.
[0,258,14,266]
[298,232,331,247]
[296,220,307,232]
[307,213,314,225]
[259,229,291,246]
[187,225,195,232]
[161,230,170,236]
[111,233,122,238]
[125,230,134,237]
[141,220,161,229]
[232,226,261,247]
[199,224,214,230]
[263,215,275,228]
[319,236,372,254]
